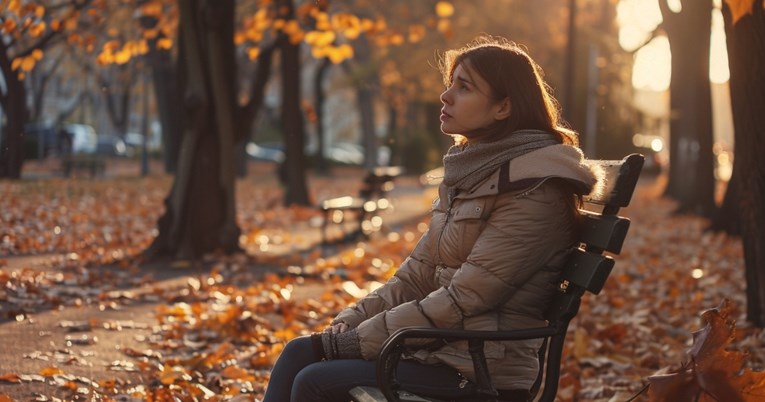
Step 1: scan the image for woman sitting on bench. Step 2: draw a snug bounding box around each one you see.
[262,35,603,402]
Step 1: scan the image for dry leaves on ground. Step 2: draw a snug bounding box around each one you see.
[0,173,764,401]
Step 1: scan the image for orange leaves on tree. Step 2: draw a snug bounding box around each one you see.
[331,13,362,40]
[139,1,164,18]
[10,48,44,79]
[157,38,173,50]
[97,39,149,65]
[7,0,21,13]
[648,299,765,402]
[305,30,336,47]
[408,24,426,43]
[435,1,455,18]
[724,0,758,24]
[2,19,18,33]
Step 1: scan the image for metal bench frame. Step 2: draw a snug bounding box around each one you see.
[350,154,644,402]
[320,166,403,245]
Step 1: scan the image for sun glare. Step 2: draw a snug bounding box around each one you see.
[618,0,729,89]
[632,37,672,91]
[617,0,662,52]
[710,8,730,83]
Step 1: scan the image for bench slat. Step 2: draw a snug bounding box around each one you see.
[350,386,437,402]
[584,154,643,209]
[564,249,615,295]
[578,212,631,254]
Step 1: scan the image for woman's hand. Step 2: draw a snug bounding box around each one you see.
[328,322,350,334]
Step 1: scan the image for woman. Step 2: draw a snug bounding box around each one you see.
[262,35,602,402]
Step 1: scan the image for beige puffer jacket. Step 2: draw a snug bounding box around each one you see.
[333,144,602,390]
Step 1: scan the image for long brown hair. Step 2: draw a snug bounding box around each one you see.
[438,35,578,146]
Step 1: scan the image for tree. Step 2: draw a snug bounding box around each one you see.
[277,0,311,206]
[0,0,95,178]
[721,0,765,327]
[659,0,717,217]
[147,0,241,258]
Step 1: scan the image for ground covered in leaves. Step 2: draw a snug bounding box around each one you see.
[1,163,763,401]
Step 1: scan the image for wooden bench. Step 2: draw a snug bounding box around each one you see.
[320,166,403,245]
[61,155,105,177]
[349,154,645,402]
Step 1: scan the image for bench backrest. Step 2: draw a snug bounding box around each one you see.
[359,166,403,199]
[532,153,644,401]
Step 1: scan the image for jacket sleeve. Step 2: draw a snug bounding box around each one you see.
[354,183,575,359]
[332,227,439,328]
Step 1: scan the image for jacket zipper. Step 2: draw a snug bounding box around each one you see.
[515,176,554,198]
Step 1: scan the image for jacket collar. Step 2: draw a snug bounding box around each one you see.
[451,144,604,199]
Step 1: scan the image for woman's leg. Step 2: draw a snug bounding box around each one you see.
[264,335,476,402]
[291,357,474,402]
[262,336,319,402]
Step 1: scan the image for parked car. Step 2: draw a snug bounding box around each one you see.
[63,123,98,154]
[95,135,127,157]
[246,141,371,166]
[124,132,162,156]
[246,142,286,163]
[23,123,65,159]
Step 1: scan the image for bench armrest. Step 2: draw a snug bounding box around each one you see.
[375,326,561,402]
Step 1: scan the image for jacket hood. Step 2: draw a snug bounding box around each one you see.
[507,144,604,196]
[464,144,604,198]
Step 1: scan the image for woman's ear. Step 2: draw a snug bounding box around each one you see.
[494,97,512,120]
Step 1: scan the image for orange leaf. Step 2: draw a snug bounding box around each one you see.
[221,365,255,381]
[39,366,64,376]
[0,374,21,383]
[648,299,765,401]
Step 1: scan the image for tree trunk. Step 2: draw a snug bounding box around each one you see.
[354,36,378,169]
[150,47,182,173]
[660,0,717,217]
[563,0,577,125]
[0,41,28,179]
[29,53,64,122]
[278,0,311,206]
[722,1,765,327]
[314,58,331,174]
[146,0,241,260]
[101,64,137,138]
[708,158,740,235]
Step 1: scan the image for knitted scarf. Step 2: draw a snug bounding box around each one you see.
[442,129,560,191]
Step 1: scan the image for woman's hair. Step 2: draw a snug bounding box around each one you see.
[438,35,578,146]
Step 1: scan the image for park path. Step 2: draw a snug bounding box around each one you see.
[0,175,437,401]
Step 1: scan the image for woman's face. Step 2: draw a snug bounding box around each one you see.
[439,62,509,136]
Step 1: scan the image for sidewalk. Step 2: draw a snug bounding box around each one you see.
[0,176,437,401]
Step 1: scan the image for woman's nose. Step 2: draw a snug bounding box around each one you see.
[440,88,451,105]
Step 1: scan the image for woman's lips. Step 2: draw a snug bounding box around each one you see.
[440,110,451,121]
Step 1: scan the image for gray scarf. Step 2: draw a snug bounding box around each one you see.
[442,129,560,191]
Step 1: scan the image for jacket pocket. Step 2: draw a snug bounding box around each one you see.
[447,198,489,258]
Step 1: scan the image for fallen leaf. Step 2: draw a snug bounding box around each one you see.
[0,374,21,383]
[648,299,765,401]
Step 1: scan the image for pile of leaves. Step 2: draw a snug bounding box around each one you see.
[1,172,764,401]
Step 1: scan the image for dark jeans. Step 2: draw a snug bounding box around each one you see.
[262,335,477,402]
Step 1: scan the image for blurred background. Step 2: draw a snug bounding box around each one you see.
[0,0,734,181]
